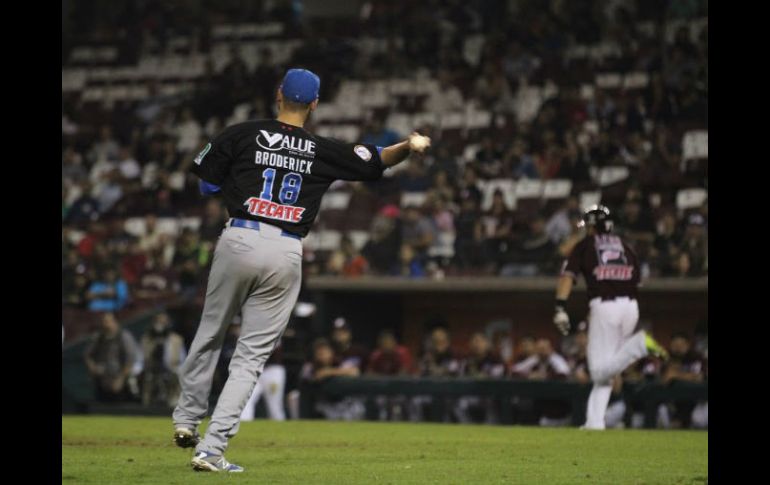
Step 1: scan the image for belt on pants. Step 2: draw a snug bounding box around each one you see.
[228,218,302,240]
[591,296,635,304]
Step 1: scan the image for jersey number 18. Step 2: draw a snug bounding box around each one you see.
[260,168,303,205]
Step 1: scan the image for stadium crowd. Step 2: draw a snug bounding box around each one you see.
[63,0,708,312]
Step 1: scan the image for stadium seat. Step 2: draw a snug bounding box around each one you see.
[543,180,573,199]
[676,188,708,211]
[595,73,623,89]
[579,191,602,210]
[303,230,342,252]
[348,230,370,251]
[401,192,428,208]
[681,130,708,161]
[320,192,352,211]
[595,166,630,187]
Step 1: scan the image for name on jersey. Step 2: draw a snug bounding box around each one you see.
[256,130,316,156]
[244,197,305,223]
[255,151,313,175]
[594,265,634,281]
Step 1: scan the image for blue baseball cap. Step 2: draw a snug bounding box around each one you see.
[280,68,320,104]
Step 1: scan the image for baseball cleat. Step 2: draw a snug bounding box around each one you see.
[191,451,244,473]
[173,427,200,449]
[644,333,669,360]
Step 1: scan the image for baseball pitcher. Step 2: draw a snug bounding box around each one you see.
[172,68,431,472]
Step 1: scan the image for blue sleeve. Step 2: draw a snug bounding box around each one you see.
[376,146,384,156]
[199,179,221,195]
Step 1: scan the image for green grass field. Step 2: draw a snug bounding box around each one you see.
[62,416,707,484]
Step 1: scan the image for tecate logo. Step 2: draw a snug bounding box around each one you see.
[256,130,316,155]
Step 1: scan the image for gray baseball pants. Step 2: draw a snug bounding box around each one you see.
[172,221,302,455]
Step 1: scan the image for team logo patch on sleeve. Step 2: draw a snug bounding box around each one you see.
[354,145,372,161]
[194,143,211,165]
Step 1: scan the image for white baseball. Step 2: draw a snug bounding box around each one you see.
[409,134,430,151]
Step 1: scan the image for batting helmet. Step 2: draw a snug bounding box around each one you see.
[580,205,613,233]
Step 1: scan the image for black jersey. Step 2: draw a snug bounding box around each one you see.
[191,119,386,237]
[561,234,641,301]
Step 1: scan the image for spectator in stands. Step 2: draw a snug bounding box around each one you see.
[411,327,460,421]
[545,196,581,244]
[330,317,369,373]
[556,133,592,184]
[120,240,148,286]
[512,337,571,426]
[510,335,536,373]
[651,211,682,276]
[427,170,456,203]
[88,148,124,214]
[88,125,120,165]
[86,268,129,312]
[456,165,482,204]
[65,182,101,224]
[401,206,436,259]
[174,108,202,154]
[326,234,368,277]
[62,146,88,186]
[512,337,570,380]
[116,146,142,183]
[455,332,505,423]
[454,196,483,270]
[361,117,400,147]
[491,328,514,366]
[63,273,90,309]
[397,243,427,278]
[481,189,514,270]
[138,214,162,252]
[474,135,504,179]
[367,330,413,376]
[461,332,506,378]
[362,209,401,274]
[502,216,557,276]
[367,329,413,421]
[84,312,140,402]
[62,248,89,307]
[300,338,364,420]
[425,194,455,265]
[172,228,210,298]
[504,137,538,179]
[140,312,186,407]
[661,332,707,429]
[535,145,563,180]
[677,213,708,277]
[419,327,460,377]
[623,354,666,428]
[619,196,656,244]
[199,199,227,242]
[396,158,431,192]
[474,61,513,112]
